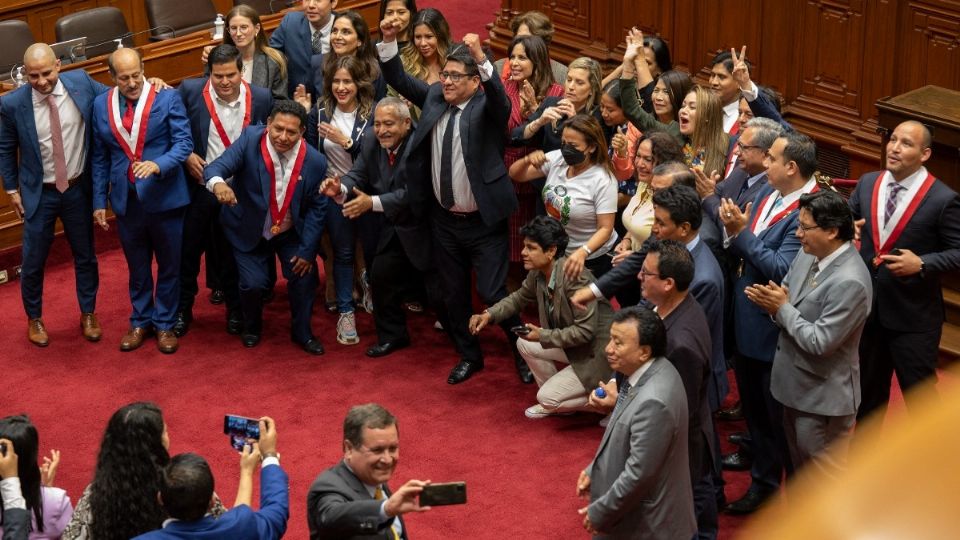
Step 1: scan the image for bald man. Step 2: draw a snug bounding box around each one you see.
[0,44,109,347]
[849,120,960,422]
[91,48,193,354]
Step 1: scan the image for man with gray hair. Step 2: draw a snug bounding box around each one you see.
[321,97,439,358]
[307,403,430,539]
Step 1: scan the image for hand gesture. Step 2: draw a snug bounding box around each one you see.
[147,77,171,91]
[384,479,432,517]
[563,248,587,281]
[731,46,751,89]
[343,187,373,218]
[293,84,312,111]
[719,197,751,236]
[257,417,277,455]
[213,183,238,206]
[320,175,342,197]
[201,45,213,65]
[525,150,547,169]
[693,168,721,199]
[462,33,485,64]
[881,248,924,277]
[538,105,565,128]
[239,441,261,476]
[468,311,492,335]
[186,153,207,182]
[587,379,617,412]
[519,80,538,115]
[556,98,578,119]
[93,209,109,231]
[379,17,401,43]
[611,132,628,158]
[576,469,591,499]
[132,160,160,179]
[569,287,596,311]
[519,323,541,342]
[623,27,643,63]
[40,449,60,487]
[611,248,632,267]
[319,122,347,147]
[744,280,789,315]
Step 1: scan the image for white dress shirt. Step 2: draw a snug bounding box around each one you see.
[878,166,928,245]
[205,81,248,163]
[311,15,334,55]
[32,80,86,184]
[722,99,740,134]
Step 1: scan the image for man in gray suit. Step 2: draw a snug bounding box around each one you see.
[306,404,428,539]
[746,190,872,478]
[577,307,696,539]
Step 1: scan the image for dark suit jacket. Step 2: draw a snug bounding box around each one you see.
[132,464,289,540]
[729,184,803,361]
[849,170,960,332]
[690,240,728,411]
[178,78,273,161]
[0,70,109,219]
[91,88,193,215]
[703,169,769,232]
[203,125,328,259]
[267,10,322,98]
[338,132,431,270]
[379,52,517,226]
[251,51,289,100]
[306,460,408,540]
[306,106,369,160]
[1,507,30,540]
[510,96,609,153]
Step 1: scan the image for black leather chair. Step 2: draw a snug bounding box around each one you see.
[0,19,35,77]
[234,0,295,14]
[145,0,218,41]
[55,7,131,59]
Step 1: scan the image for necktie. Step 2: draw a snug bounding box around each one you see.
[45,95,69,193]
[885,182,906,223]
[311,28,323,55]
[612,380,632,417]
[374,487,401,540]
[122,98,136,132]
[388,149,397,166]
[439,106,460,209]
[807,262,820,289]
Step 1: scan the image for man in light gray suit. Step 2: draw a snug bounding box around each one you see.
[745,190,872,478]
[577,307,696,539]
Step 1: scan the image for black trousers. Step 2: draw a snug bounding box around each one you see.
[179,184,239,312]
[734,353,792,493]
[857,318,941,421]
[430,205,521,364]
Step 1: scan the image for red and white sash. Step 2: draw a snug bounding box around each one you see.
[203,80,251,149]
[107,84,156,183]
[261,132,307,234]
[749,182,820,236]
[870,170,935,266]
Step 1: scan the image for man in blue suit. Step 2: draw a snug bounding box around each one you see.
[92,48,193,354]
[204,100,328,354]
[177,44,274,338]
[0,43,107,347]
[269,0,337,98]
[132,417,288,540]
[718,131,820,514]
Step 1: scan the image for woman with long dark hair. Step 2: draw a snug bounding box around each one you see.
[379,0,418,47]
[62,402,224,540]
[0,415,71,539]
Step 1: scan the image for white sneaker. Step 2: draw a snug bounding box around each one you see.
[433,320,444,331]
[360,270,374,313]
[337,312,359,345]
[525,404,552,419]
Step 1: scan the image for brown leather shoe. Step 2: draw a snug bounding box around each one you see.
[157,330,179,354]
[120,327,150,351]
[80,313,102,342]
[28,318,49,347]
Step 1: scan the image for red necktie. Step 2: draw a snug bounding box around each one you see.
[122,98,135,132]
[45,95,69,192]
[388,150,396,166]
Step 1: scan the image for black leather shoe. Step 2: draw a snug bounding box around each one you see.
[716,401,743,421]
[172,311,192,337]
[447,360,483,384]
[301,338,324,355]
[728,431,751,447]
[366,339,410,358]
[209,289,225,305]
[721,451,752,471]
[724,489,774,515]
[226,309,243,335]
[514,354,534,384]
[241,333,260,348]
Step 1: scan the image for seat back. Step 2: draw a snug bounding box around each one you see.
[234,0,295,14]
[145,0,218,40]
[0,19,35,79]
[55,7,131,59]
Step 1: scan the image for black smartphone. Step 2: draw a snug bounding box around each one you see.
[0,442,6,457]
[890,248,903,256]
[223,415,260,451]
[510,325,531,336]
[420,482,467,506]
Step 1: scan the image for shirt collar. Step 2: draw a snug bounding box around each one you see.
[32,80,65,105]
[777,176,817,205]
[685,234,701,252]
[816,241,850,267]
[746,171,766,187]
[888,166,927,191]
[722,99,739,119]
[625,357,656,387]
[266,135,301,163]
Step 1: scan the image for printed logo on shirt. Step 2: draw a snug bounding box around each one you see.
[543,184,571,226]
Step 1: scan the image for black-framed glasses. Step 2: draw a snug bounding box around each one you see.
[736,142,762,152]
[638,269,663,280]
[796,223,821,233]
[439,71,476,83]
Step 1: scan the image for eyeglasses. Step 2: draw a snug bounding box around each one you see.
[638,269,663,280]
[796,223,821,233]
[439,71,476,83]
[736,142,762,153]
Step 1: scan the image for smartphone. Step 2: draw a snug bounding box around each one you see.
[510,325,531,336]
[223,415,260,451]
[890,248,902,256]
[420,482,467,506]
[0,442,6,457]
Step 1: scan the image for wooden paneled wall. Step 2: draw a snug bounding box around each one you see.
[487,0,960,179]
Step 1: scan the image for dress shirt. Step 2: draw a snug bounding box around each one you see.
[722,99,740,133]
[205,81,248,163]
[33,80,86,184]
[342,462,404,539]
[311,16,334,55]
[812,242,850,279]
[332,143,407,212]
[878,166,928,242]
[0,477,26,510]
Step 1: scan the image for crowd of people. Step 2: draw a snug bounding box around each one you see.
[2,0,959,537]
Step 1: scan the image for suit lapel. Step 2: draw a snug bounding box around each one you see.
[792,247,852,305]
[739,173,767,207]
[595,360,661,457]
[17,90,42,164]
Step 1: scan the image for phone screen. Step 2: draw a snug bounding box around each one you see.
[224,415,260,451]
